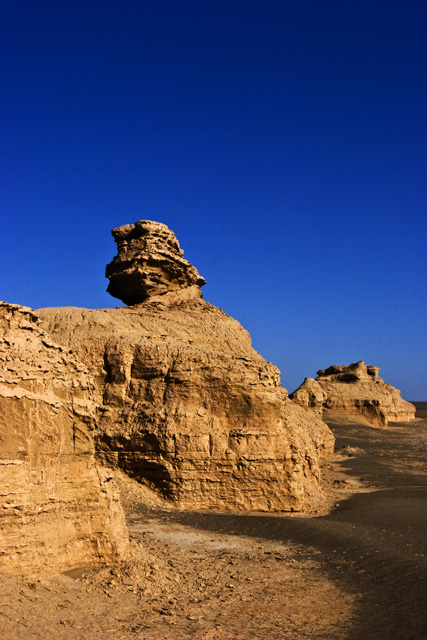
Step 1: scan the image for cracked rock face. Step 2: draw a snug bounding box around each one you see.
[37,220,334,513]
[0,302,128,577]
[106,220,206,305]
[290,361,416,428]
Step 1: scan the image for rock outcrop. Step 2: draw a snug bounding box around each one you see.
[38,220,334,513]
[106,220,206,305]
[0,302,128,577]
[290,361,416,428]
[288,377,327,417]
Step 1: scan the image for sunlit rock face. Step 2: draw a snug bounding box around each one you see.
[0,302,128,578]
[288,377,326,416]
[290,361,416,428]
[105,220,206,305]
[38,220,334,513]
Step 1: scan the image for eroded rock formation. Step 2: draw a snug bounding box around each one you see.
[0,302,128,577]
[288,377,327,417]
[106,220,206,305]
[38,220,334,512]
[290,361,416,428]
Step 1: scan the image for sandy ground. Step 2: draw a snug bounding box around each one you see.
[0,479,357,640]
[1,405,426,640]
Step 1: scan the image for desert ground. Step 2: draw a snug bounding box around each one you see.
[1,404,426,640]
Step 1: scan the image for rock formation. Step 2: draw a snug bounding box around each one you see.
[0,302,128,577]
[288,377,327,417]
[106,220,206,305]
[38,220,334,513]
[290,361,416,428]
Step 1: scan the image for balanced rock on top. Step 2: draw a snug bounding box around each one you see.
[106,220,206,305]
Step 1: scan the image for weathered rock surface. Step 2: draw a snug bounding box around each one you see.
[106,220,206,305]
[38,302,334,512]
[38,220,334,513]
[290,361,416,428]
[288,378,327,417]
[0,302,128,577]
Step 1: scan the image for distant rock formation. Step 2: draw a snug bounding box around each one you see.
[289,377,327,417]
[0,302,128,577]
[106,220,206,305]
[290,361,416,428]
[38,220,334,513]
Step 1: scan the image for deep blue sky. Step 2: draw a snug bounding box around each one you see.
[1,1,426,399]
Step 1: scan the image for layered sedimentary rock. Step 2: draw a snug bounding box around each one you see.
[290,361,416,428]
[38,220,334,513]
[106,220,206,305]
[0,302,128,577]
[288,378,327,417]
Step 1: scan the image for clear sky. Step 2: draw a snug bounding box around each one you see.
[1,1,426,399]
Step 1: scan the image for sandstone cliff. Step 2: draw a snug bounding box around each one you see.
[0,302,128,577]
[38,220,334,513]
[290,361,416,428]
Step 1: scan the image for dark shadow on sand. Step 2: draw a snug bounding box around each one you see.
[135,407,427,640]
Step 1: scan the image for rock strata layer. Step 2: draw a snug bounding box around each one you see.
[106,220,206,305]
[0,302,128,577]
[38,220,334,513]
[290,361,416,428]
[39,302,334,512]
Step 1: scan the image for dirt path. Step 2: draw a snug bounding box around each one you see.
[1,408,426,639]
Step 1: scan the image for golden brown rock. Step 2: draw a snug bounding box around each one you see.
[106,220,206,305]
[38,300,334,511]
[288,377,326,416]
[0,302,129,577]
[290,361,416,428]
[38,219,334,513]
